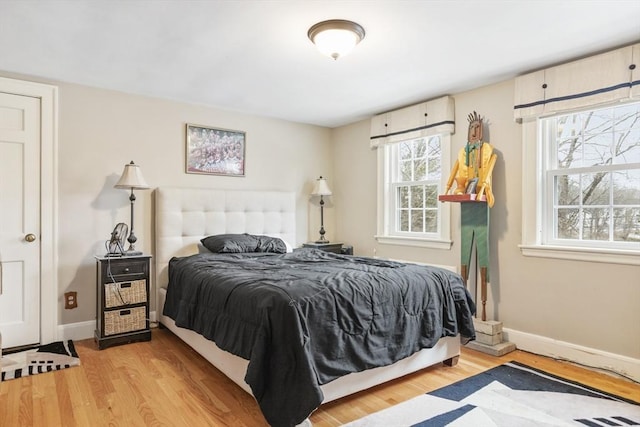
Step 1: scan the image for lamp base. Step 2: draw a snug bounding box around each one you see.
[124,240,142,256]
[315,239,330,244]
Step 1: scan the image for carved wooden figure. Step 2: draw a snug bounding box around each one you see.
[442,112,497,321]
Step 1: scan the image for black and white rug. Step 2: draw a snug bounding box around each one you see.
[343,361,640,427]
[1,340,80,381]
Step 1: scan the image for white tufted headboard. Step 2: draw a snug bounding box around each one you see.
[154,187,296,294]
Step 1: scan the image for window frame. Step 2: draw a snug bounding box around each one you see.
[520,102,640,266]
[376,134,452,250]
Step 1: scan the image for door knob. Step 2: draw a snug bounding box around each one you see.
[25,233,37,242]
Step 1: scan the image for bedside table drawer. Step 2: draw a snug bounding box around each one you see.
[104,306,147,336]
[104,280,147,308]
[106,259,148,277]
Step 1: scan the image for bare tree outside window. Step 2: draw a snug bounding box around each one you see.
[392,136,441,234]
[545,102,640,246]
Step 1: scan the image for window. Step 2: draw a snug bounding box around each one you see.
[524,101,640,262]
[541,102,640,248]
[516,42,639,264]
[376,134,451,249]
[393,137,440,233]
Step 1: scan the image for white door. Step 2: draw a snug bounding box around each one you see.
[0,92,41,349]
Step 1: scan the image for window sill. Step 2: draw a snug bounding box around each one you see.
[375,235,452,250]
[519,244,640,266]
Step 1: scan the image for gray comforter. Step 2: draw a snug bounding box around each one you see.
[163,248,475,426]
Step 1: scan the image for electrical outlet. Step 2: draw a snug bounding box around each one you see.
[64,291,78,309]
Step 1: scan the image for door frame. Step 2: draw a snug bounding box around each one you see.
[0,76,58,345]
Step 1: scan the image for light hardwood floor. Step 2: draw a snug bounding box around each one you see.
[1,329,638,426]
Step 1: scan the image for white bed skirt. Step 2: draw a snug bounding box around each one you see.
[158,288,460,404]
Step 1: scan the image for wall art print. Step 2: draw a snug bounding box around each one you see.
[186,123,245,176]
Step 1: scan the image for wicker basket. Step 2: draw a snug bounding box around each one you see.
[104,306,146,336]
[105,280,147,308]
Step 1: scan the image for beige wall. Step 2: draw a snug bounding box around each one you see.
[331,79,640,361]
[2,70,637,372]
[51,82,334,325]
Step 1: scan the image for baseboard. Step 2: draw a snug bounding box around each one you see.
[503,327,640,382]
[58,320,95,341]
[57,310,157,342]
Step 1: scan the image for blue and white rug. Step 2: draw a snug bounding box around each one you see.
[343,361,640,427]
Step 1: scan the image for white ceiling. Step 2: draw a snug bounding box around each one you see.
[1,1,639,128]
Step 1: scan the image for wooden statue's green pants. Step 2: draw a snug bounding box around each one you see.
[460,202,489,320]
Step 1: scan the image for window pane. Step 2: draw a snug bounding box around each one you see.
[614,104,640,165]
[410,209,423,232]
[615,102,640,124]
[425,185,438,207]
[557,207,579,239]
[583,208,610,240]
[427,157,441,179]
[399,209,409,232]
[555,174,580,206]
[414,159,426,180]
[410,186,424,208]
[427,137,441,179]
[557,135,582,169]
[612,170,640,205]
[399,186,409,208]
[581,172,610,205]
[583,133,612,167]
[613,207,640,242]
[427,136,440,156]
[614,129,640,164]
[557,136,583,169]
[425,210,437,233]
[400,160,412,181]
[557,114,582,141]
[399,142,411,160]
[414,139,427,158]
[583,109,613,134]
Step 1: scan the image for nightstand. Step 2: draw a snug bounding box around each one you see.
[95,255,152,350]
[303,242,353,255]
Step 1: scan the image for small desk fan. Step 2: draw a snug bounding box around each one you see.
[106,223,128,256]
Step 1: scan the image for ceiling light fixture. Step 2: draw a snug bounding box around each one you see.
[308,19,365,60]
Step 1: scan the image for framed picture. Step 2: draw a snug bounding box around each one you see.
[186,123,245,176]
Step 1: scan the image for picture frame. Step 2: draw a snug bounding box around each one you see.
[186,123,245,176]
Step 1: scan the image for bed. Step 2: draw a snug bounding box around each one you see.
[155,187,475,427]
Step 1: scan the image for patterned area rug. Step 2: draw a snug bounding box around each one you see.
[343,361,640,427]
[1,340,80,381]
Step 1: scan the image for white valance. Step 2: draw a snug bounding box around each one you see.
[633,43,640,99]
[514,42,640,122]
[370,95,455,148]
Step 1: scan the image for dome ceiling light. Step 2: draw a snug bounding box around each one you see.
[307,19,365,60]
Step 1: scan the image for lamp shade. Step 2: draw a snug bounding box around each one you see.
[114,161,150,190]
[311,176,332,196]
[308,19,365,60]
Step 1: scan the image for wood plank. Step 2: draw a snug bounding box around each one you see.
[0,329,637,426]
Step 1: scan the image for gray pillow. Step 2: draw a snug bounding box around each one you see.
[255,235,287,254]
[200,233,287,254]
[200,233,259,253]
